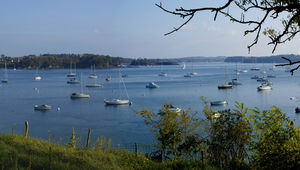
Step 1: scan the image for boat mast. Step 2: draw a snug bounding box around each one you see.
[80,72,83,93]
[4,62,7,79]
[70,61,72,74]
[118,70,121,99]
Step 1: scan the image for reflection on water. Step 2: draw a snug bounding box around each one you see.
[0,62,299,145]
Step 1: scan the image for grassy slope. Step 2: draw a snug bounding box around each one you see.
[0,135,215,170]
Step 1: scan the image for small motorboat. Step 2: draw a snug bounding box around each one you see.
[34,104,52,111]
[146,82,159,88]
[210,100,228,106]
[35,75,41,80]
[184,73,192,77]
[190,72,198,75]
[241,70,248,73]
[218,82,233,89]
[160,104,181,114]
[70,93,90,99]
[169,105,181,113]
[105,75,111,81]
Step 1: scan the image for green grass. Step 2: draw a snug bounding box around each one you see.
[0,135,215,170]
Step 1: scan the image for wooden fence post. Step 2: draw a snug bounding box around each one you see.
[24,121,29,138]
[86,128,91,149]
[135,143,138,156]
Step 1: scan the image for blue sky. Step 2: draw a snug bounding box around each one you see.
[1,0,300,58]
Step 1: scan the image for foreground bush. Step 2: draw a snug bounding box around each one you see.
[136,101,300,169]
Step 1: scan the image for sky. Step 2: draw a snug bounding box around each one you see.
[1,0,300,58]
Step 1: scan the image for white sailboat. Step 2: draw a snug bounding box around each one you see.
[218,66,232,89]
[105,62,111,81]
[70,73,90,99]
[35,68,41,80]
[229,64,242,85]
[86,75,102,88]
[67,61,77,77]
[257,83,272,91]
[158,63,167,77]
[104,70,130,105]
[88,64,97,79]
[190,64,198,75]
[182,63,186,70]
[1,62,8,83]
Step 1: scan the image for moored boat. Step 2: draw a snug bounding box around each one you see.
[70,93,90,99]
[257,83,272,91]
[67,78,80,84]
[210,100,228,106]
[218,82,232,89]
[34,104,52,111]
[104,99,129,105]
[146,82,159,88]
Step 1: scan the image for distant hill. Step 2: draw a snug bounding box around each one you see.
[224,54,300,63]
[178,56,226,62]
[0,54,179,69]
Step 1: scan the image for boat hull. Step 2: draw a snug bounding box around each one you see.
[34,104,52,111]
[218,85,232,89]
[70,93,90,99]
[86,84,102,88]
[104,99,129,105]
[211,101,228,105]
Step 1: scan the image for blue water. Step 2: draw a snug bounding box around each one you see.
[0,62,299,145]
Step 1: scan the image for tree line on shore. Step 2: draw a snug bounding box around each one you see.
[0,54,178,70]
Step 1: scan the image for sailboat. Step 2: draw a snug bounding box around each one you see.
[229,64,242,85]
[190,64,198,75]
[35,68,41,80]
[182,63,186,70]
[1,62,8,83]
[88,65,97,79]
[86,74,102,88]
[105,62,111,81]
[218,66,232,89]
[104,70,131,105]
[67,61,77,77]
[251,58,260,71]
[158,63,167,77]
[70,73,90,99]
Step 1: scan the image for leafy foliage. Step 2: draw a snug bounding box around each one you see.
[249,106,300,169]
[137,100,300,169]
[135,105,202,160]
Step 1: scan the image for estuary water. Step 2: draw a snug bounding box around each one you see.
[0,62,300,145]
